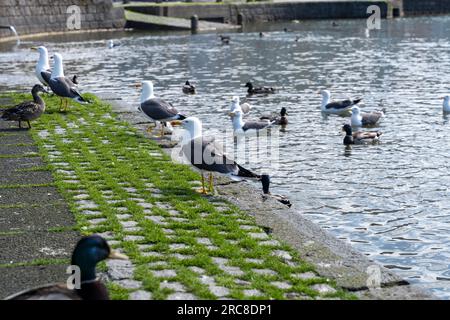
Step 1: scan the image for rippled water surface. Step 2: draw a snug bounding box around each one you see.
[1,16,450,298]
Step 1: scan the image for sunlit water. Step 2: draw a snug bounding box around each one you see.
[1,16,450,298]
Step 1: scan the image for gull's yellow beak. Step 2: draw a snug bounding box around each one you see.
[171,120,183,126]
[31,47,38,51]
[108,250,128,260]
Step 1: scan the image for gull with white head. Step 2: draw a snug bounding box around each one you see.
[181,116,260,194]
[319,89,362,115]
[136,80,186,137]
[351,106,385,127]
[229,109,273,136]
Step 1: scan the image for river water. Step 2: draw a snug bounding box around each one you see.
[1,16,450,299]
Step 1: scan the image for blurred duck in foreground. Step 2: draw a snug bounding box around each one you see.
[5,235,127,300]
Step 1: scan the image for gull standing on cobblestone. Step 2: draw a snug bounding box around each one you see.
[181,117,260,194]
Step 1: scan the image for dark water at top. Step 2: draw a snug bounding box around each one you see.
[1,16,450,298]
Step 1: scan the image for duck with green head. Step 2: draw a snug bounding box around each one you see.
[5,235,127,300]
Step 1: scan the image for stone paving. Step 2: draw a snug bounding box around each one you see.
[0,93,344,300]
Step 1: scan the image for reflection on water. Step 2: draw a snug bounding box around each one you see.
[1,16,450,298]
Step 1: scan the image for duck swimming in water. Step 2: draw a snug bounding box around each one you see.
[1,84,48,129]
[260,107,288,126]
[350,106,385,127]
[319,90,362,115]
[261,175,292,208]
[5,235,128,300]
[182,81,196,95]
[245,82,276,95]
[342,124,382,146]
[219,35,230,45]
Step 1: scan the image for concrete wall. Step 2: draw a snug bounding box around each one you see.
[127,1,389,25]
[402,0,450,16]
[0,0,125,39]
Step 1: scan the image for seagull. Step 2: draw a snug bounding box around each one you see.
[229,109,273,136]
[136,80,186,137]
[261,175,292,208]
[181,117,260,194]
[245,82,276,95]
[441,95,450,113]
[342,124,382,146]
[182,81,196,94]
[351,106,385,127]
[31,46,79,88]
[319,90,362,114]
[229,96,251,115]
[48,53,88,111]
[1,84,48,129]
[107,40,120,49]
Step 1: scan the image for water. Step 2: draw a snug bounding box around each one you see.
[1,16,450,298]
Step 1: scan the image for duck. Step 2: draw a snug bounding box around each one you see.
[260,107,288,126]
[245,82,276,95]
[229,96,251,115]
[1,84,48,129]
[351,106,385,127]
[136,80,186,137]
[259,32,265,38]
[342,124,382,146]
[182,81,196,95]
[181,117,260,194]
[219,35,230,45]
[260,175,292,208]
[5,235,128,300]
[229,109,273,136]
[48,53,89,111]
[319,90,362,115]
[31,46,79,89]
[442,95,450,113]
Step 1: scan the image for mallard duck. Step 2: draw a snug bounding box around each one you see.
[441,95,450,113]
[182,81,196,95]
[48,53,88,111]
[1,84,47,129]
[260,107,288,126]
[261,175,292,208]
[319,90,362,114]
[351,106,385,127]
[5,235,128,300]
[219,35,230,45]
[181,117,260,194]
[245,82,276,95]
[342,124,382,145]
[229,109,273,136]
[136,80,186,137]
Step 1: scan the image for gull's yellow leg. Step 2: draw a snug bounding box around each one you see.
[208,173,214,193]
[195,173,208,194]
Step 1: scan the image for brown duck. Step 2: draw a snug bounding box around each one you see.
[1,84,47,129]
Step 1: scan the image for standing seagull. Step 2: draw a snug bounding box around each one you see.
[181,117,260,194]
[1,84,47,129]
[31,46,79,88]
[136,81,186,137]
[229,109,273,136]
[48,53,88,111]
[319,90,362,114]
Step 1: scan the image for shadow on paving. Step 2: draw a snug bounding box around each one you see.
[0,111,79,299]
